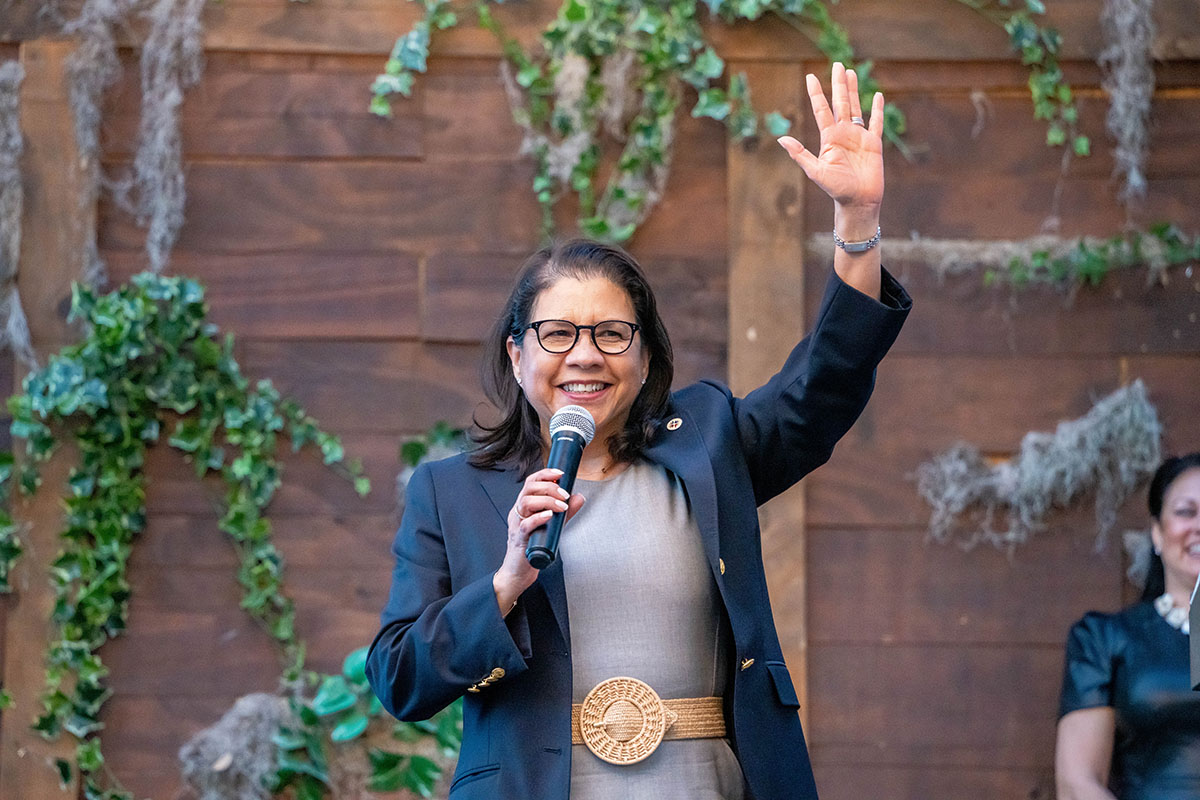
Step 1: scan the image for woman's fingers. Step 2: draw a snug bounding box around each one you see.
[830,61,851,122]
[868,90,885,135]
[846,68,863,121]
[776,135,822,180]
[805,72,834,130]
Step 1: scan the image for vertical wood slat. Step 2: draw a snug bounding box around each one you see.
[0,39,90,800]
[725,62,810,725]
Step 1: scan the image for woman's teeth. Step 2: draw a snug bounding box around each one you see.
[562,383,604,393]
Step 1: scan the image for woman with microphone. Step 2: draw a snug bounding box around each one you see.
[366,63,911,800]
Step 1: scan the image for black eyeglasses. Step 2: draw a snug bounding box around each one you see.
[525,319,641,355]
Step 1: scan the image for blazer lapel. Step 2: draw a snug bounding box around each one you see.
[642,409,722,576]
[478,465,571,651]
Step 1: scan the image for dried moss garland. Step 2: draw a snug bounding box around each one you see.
[65,0,134,288]
[807,226,1200,289]
[1099,0,1156,208]
[917,380,1162,550]
[135,0,205,274]
[0,61,36,368]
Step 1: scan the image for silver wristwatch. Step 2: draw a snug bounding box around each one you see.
[833,226,881,253]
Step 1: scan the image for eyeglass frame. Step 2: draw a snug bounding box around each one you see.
[523,319,642,355]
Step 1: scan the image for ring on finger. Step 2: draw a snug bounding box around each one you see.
[850,115,865,126]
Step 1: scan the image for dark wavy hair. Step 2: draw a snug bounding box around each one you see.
[1141,451,1200,600]
[469,239,674,475]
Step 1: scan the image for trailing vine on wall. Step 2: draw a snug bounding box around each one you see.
[371,0,1087,242]
[819,223,1200,290]
[0,273,368,800]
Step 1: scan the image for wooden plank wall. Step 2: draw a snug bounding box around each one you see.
[0,1,1197,797]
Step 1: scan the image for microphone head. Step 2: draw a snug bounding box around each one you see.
[549,405,596,446]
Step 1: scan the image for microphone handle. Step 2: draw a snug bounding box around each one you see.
[525,431,586,569]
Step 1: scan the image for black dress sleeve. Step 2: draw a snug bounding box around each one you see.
[1059,611,1119,719]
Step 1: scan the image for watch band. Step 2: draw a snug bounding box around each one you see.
[833,226,881,253]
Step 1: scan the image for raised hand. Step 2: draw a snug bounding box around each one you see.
[777,62,885,212]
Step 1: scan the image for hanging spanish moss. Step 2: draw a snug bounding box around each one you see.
[806,229,1190,287]
[0,61,36,368]
[135,0,204,274]
[1123,529,1153,589]
[917,380,1162,550]
[1099,0,1156,210]
[64,0,135,288]
[179,693,295,800]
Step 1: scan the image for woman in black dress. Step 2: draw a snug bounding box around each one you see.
[1055,452,1200,799]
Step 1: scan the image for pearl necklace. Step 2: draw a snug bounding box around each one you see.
[1154,593,1190,635]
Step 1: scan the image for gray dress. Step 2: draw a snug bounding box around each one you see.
[560,461,746,800]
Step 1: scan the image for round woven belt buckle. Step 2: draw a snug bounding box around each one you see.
[579,677,674,765]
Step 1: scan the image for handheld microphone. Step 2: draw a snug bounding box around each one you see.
[525,405,595,569]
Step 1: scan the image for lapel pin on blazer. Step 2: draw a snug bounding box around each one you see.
[666,417,683,431]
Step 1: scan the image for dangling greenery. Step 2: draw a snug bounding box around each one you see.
[983,223,1200,288]
[0,273,368,800]
[958,0,1089,156]
[371,0,1087,242]
[270,647,462,799]
[372,0,905,241]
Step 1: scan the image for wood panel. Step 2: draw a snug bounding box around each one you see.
[97,159,543,255]
[130,514,399,570]
[106,250,423,340]
[806,522,1124,647]
[103,50,424,161]
[811,764,1054,800]
[808,643,1062,768]
[856,261,1200,358]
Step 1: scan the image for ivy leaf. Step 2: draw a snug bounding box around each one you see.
[1072,135,1090,157]
[311,675,357,716]
[1024,0,1046,13]
[331,712,370,742]
[765,112,792,136]
[342,646,369,682]
[367,749,406,791]
[692,88,731,121]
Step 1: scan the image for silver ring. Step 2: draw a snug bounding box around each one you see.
[850,116,865,126]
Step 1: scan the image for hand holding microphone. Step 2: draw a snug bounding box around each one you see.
[525,405,596,568]
[492,406,595,613]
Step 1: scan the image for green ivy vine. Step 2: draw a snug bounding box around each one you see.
[271,429,468,800]
[370,0,1087,243]
[0,273,369,800]
[984,223,1200,288]
[372,0,904,241]
[272,648,462,798]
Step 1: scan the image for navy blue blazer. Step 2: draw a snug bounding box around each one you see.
[367,269,911,799]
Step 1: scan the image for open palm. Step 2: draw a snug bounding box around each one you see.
[778,63,885,210]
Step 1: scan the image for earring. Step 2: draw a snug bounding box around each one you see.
[515,376,522,386]
[641,377,646,385]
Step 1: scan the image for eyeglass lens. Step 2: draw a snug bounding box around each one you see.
[535,320,636,354]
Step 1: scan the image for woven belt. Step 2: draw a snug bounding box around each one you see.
[570,676,726,765]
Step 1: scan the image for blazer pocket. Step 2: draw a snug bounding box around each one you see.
[448,763,500,796]
[765,661,801,708]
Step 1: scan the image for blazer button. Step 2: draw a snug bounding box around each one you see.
[490,667,506,680]
[740,657,755,671]
[467,684,481,693]
[719,558,726,575]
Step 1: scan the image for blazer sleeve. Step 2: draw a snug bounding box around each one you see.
[731,267,911,505]
[365,461,530,721]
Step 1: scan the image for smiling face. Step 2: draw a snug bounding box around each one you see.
[507,276,649,456]
[1151,466,1200,600]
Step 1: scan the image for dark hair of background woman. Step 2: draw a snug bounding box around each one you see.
[1140,451,1200,601]
[470,239,675,475]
